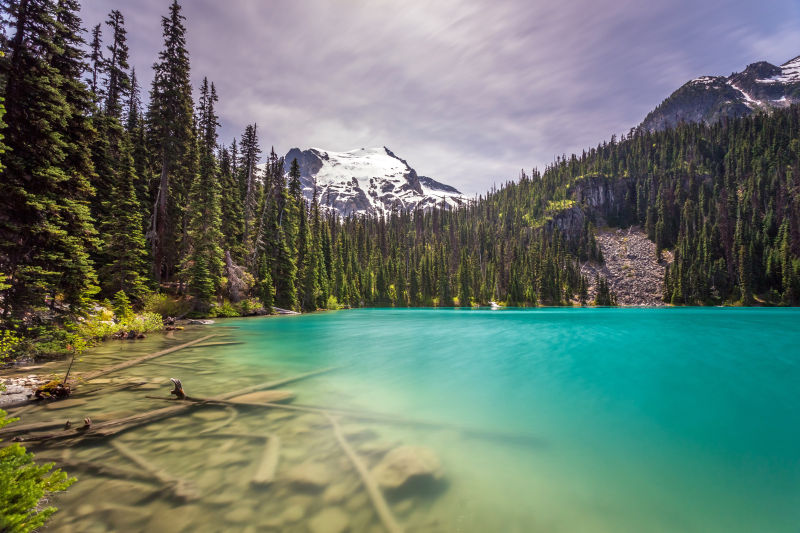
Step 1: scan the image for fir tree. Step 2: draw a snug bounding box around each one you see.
[0,0,99,324]
[146,0,194,284]
[102,9,129,119]
[185,78,224,306]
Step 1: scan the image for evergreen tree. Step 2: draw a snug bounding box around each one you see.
[0,0,99,324]
[185,78,224,306]
[98,137,150,300]
[102,9,129,119]
[146,0,194,284]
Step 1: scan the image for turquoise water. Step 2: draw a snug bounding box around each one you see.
[219,307,800,532]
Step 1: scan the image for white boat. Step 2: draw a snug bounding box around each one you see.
[489,301,502,310]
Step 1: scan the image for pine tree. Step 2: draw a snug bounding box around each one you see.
[239,124,261,252]
[146,0,194,284]
[102,9,129,119]
[185,78,224,307]
[88,22,102,102]
[98,137,150,300]
[0,0,99,324]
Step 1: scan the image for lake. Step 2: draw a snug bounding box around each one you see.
[15,307,800,532]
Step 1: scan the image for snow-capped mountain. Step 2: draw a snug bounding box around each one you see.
[639,55,800,132]
[283,146,467,216]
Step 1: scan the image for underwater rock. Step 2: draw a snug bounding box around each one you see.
[285,462,333,491]
[308,507,350,533]
[323,482,352,505]
[280,504,306,523]
[224,505,254,523]
[371,446,444,491]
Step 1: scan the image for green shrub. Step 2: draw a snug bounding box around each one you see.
[0,410,75,532]
[212,301,240,318]
[0,330,22,362]
[237,298,263,316]
[141,293,192,318]
[325,296,341,310]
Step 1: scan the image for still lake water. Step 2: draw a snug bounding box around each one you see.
[24,308,800,532]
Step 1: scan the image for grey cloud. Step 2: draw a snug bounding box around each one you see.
[80,0,800,194]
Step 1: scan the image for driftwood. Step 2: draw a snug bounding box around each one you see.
[327,413,404,533]
[38,457,160,484]
[170,378,186,399]
[13,367,339,445]
[251,435,280,486]
[111,440,197,502]
[76,334,217,383]
[165,397,543,448]
[192,341,244,348]
[127,432,268,443]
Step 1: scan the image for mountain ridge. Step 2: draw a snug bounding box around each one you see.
[639,55,800,132]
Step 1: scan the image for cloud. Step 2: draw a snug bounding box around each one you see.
[80,0,800,194]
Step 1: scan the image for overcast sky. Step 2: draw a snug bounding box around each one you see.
[79,0,800,194]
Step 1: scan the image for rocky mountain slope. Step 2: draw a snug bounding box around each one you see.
[640,55,800,132]
[283,146,467,216]
[581,227,673,306]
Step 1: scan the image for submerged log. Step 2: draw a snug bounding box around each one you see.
[326,413,404,533]
[13,367,340,445]
[111,440,197,502]
[76,334,217,383]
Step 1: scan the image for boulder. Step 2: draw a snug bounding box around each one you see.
[308,507,350,533]
[284,462,333,491]
[370,446,443,491]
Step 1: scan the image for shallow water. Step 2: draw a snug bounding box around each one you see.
[10,308,800,532]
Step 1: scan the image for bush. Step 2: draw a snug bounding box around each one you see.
[0,330,22,363]
[141,293,192,318]
[211,301,240,318]
[237,298,263,316]
[325,296,342,310]
[75,311,163,341]
[0,410,75,532]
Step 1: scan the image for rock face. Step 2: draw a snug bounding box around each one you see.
[639,55,800,132]
[581,226,674,306]
[283,146,468,216]
[371,446,444,492]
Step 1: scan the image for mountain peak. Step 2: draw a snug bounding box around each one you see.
[284,146,466,216]
[640,54,800,132]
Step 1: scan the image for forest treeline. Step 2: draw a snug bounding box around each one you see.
[0,0,603,343]
[499,108,800,305]
[1,0,799,354]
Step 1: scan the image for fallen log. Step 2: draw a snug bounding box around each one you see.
[251,435,280,486]
[35,457,159,484]
[111,439,197,502]
[191,341,244,348]
[327,413,403,533]
[13,367,340,445]
[163,397,544,448]
[76,334,217,383]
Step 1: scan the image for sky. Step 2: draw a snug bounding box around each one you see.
[79,0,800,195]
